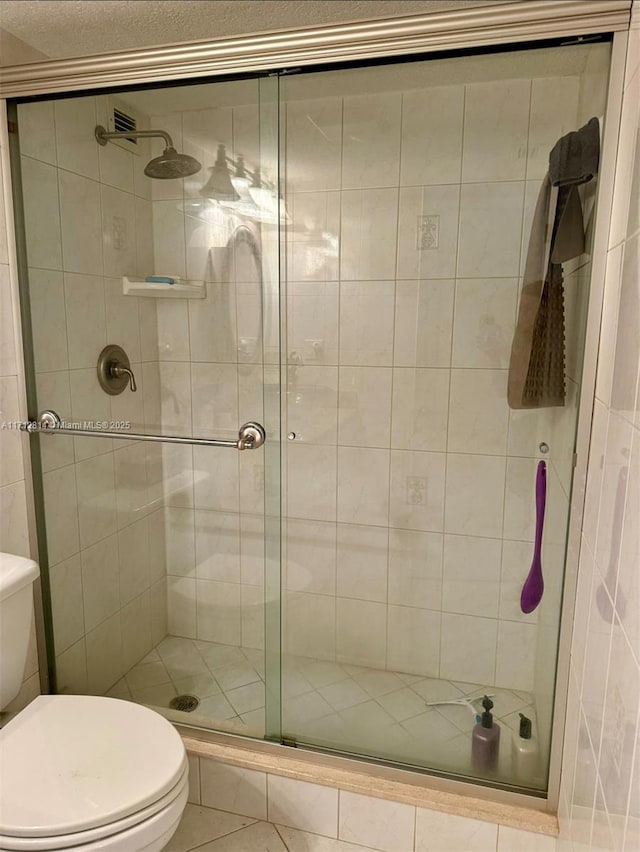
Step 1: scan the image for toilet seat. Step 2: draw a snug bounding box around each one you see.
[0,695,187,849]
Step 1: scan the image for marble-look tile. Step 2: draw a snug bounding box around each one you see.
[388,528,442,610]
[394,280,454,368]
[336,598,387,669]
[164,804,255,852]
[340,189,398,280]
[397,184,460,280]
[338,366,392,448]
[389,450,445,531]
[445,453,506,538]
[447,368,509,455]
[457,182,525,278]
[401,85,464,186]
[339,281,395,366]
[452,278,518,369]
[338,790,415,852]
[416,807,498,851]
[268,775,339,837]
[342,92,401,189]
[462,79,530,182]
[336,523,388,603]
[337,447,389,527]
[391,368,449,452]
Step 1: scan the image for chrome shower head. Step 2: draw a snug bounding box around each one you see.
[144,147,202,180]
[95,125,202,180]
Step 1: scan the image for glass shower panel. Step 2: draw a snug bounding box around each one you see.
[279,41,611,791]
[16,74,280,738]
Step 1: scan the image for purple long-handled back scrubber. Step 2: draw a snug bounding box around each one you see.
[521,460,546,614]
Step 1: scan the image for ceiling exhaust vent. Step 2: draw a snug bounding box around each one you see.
[113,107,137,143]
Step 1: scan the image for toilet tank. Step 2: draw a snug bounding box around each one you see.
[0,553,39,709]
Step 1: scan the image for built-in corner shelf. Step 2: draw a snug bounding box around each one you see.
[122,277,206,299]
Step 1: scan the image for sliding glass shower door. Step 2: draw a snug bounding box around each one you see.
[278,40,611,792]
[14,74,282,741]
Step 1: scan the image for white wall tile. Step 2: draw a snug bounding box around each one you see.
[527,77,580,181]
[457,182,525,278]
[121,591,152,671]
[462,80,530,182]
[284,591,336,660]
[286,518,336,595]
[336,523,388,603]
[452,278,518,369]
[17,101,57,165]
[195,509,240,583]
[165,506,196,577]
[339,790,415,851]
[81,534,119,632]
[401,86,464,186]
[118,517,150,604]
[268,775,338,837]
[194,446,239,513]
[167,575,196,638]
[196,579,241,644]
[54,97,99,180]
[49,554,85,653]
[495,620,536,691]
[391,368,449,452]
[339,281,395,366]
[191,362,238,436]
[200,761,267,820]
[0,481,30,559]
[85,611,122,694]
[337,447,389,526]
[59,170,103,274]
[152,200,186,279]
[503,457,539,542]
[28,268,68,372]
[64,273,106,369]
[389,450,445,532]
[42,464,79,565]
[336,598,387,668]
[288,366,338,445]
[388,528,442,610]
[0,267,17,378]
[287,443,336,522]
[387,605,440,676]
[286,97,342,193]
[75,452,117,548]
[397,184,460,280]
[342,93,401,189]
[0,376,25,486]
[448,369,509,455]
[445,453,506,538]
[416,808,498,851]
[340,189,398,280]
[440,613,498,684]
[101,185,137,277]
[497,825,558,851]
[21,157,62,270]
[338,367,391,448]
[287,281,338,366]
[394,279,454,368]
[289,192,340,282]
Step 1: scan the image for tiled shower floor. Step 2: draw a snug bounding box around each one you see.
[109,636,539,784]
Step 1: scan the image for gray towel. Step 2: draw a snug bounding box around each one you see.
[549,117,600,187]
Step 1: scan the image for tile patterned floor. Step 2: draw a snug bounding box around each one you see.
[110,636,539,786]
[166,803,377,852]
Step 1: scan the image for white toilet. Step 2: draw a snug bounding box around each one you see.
[0,553,189,852]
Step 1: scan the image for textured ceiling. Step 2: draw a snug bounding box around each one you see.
[0,0,502,61]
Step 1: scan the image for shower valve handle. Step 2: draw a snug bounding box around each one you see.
[110,363,137,392]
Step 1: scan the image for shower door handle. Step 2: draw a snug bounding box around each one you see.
[27,410,266,451]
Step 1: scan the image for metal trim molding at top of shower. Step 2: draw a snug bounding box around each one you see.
[0,0,631,98]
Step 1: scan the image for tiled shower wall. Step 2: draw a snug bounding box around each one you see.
[559,12,640,851]
[281,72,587,693]
[17,96,168,696]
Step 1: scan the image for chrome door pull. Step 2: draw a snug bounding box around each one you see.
[27,410,266,451]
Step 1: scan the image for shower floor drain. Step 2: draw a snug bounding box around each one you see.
[169,694,200,712]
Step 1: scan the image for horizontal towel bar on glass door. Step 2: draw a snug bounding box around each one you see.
[26,410,266,450]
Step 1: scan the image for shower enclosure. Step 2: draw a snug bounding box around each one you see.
[9,35,612,797]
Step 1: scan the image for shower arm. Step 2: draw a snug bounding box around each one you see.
[95,125,174,149]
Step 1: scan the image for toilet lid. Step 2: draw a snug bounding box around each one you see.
[0,695,186,838]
